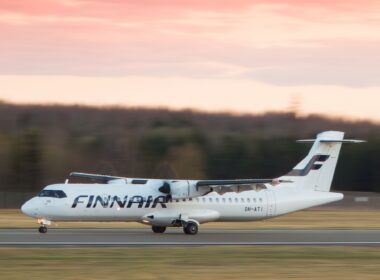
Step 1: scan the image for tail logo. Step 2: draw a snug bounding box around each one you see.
[287,155,329,176]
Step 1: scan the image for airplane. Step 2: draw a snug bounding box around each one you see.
[21,131,364,234]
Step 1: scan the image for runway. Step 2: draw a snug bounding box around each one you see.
[1,228,380,246]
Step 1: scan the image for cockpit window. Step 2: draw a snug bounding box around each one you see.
[38,190,67,198]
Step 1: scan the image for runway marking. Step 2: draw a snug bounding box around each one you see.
[1,229,379,247]
[2,229,380,233]
[1,242,380,246]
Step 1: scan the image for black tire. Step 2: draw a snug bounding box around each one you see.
[38,226,47,234]
[183,222,198,235]
[152,226,166,233]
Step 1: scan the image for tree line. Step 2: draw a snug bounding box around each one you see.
[0,102,378,193]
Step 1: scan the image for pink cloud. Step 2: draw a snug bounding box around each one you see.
[0,0,380,87]
[0,0,377,19]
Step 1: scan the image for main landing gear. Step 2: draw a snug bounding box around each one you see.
[183,222,198,235]
[152,226,166,233]
[151,221,199,235]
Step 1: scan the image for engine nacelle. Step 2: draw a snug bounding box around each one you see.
[159,180,210,199]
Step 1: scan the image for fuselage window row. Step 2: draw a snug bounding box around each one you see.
[167,197,261,204]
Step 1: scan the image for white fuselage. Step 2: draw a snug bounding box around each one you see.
[21,182,343,225]
[20,131,358,234]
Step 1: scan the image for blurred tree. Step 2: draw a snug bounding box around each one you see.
[334,138,380,192]
[206,135,251,179]
[0,103,378,192]
[165,143,206,179]
[8,129,43,191]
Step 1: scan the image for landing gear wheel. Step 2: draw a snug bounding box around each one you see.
[183,222,198,235]
[152,226,166,233]
[38,226,47,234]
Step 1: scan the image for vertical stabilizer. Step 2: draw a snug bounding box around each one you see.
[281,131,345,192]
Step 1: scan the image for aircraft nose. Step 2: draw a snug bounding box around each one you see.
[21,200,34,216]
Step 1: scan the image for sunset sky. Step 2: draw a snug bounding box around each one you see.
[1,0,380,121]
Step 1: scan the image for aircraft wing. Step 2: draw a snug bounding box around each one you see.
[195,179,291,194]
[196,179,279,187]
[69,172,126,183]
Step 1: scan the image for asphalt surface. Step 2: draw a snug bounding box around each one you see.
[1,228,380,246]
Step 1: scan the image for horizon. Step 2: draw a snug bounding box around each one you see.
[1,98,378,126]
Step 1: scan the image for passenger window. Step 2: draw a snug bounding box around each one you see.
[202,198,206,203]
[222,198,226,202]
[253,198,257,203]
[259,198,263,203]
[216,198,219,203]
[234,198,238,202]
[241,198,245,202]
[228,198,232,203]
[247,198,250,202]
[209,198,213,202]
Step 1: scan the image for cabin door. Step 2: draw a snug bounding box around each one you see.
[266,190,276,217]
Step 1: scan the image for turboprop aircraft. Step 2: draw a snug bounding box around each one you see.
[21,131,364,234]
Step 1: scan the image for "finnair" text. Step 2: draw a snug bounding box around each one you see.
[72,195,167,208]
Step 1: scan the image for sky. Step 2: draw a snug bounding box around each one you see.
[0,0,380,122]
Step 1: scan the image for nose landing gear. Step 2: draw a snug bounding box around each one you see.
[38,226,47,234]
[37,218,51,234]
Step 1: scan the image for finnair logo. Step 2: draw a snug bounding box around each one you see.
[287,154,329,176]
[72,195,168,209]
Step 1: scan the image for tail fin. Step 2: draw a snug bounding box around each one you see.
[280,131,364,192]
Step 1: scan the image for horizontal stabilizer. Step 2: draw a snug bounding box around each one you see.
[297,139,366,144]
